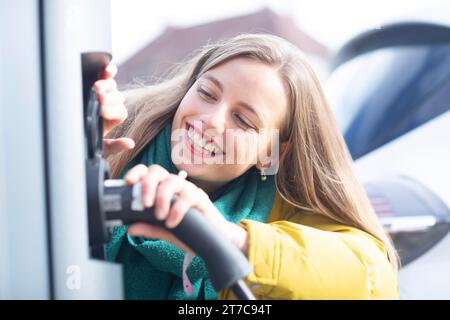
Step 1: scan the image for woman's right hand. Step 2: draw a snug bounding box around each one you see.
[94,63,135,157]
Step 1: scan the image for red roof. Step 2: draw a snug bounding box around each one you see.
[117,8,330,86]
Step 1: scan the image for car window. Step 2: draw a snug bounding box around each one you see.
[325,44,450,159]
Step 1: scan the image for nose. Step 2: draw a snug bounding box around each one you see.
[202,102,228,134]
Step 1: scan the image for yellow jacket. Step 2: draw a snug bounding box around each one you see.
[219,192,399,300]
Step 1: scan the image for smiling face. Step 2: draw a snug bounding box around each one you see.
[171,57,288,194]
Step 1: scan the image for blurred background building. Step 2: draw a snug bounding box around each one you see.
[115,8,330,86]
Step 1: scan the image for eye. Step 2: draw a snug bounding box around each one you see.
[233,113,255,129]
[197,87,216,101]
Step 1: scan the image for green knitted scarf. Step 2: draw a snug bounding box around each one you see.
[105,120,276,299]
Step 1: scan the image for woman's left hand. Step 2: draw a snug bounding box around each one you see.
[94,63,135,157]
[124,164,248,255]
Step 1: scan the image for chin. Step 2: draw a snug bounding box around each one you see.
[175,162,207,177]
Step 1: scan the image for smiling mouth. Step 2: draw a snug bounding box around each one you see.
[185,122,224,157]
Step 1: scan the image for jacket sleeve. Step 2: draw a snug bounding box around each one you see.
[218,218,398,300]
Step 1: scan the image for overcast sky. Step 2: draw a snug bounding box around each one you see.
[110,0,450,64]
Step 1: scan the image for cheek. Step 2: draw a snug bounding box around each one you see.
[173,91,202,131]
[226,132,259,164]
[178,89,204,114]
[174,96,192,120]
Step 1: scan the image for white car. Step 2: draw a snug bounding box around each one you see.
[326,18,450,299]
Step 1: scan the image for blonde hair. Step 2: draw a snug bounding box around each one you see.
[107,33,398,271]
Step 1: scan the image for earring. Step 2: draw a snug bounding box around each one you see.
[260,168,267,181]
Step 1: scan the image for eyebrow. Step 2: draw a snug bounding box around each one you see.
[203,74,223,92]
[237,101,265,125]
[202,74,265,124]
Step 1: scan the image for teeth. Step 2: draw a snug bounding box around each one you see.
[204,144,213,153]
[187,125,221,155]
[194,132,205,147]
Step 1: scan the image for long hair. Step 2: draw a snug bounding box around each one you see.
[107,33,399,271]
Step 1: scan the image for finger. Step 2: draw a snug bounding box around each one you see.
[127,223,193,254]
[99,90,125,106]
[169,188,224,229]
[127,224,172,245]
[124,164,148,185]
[103,119,121,138]
[127,223,166,238]
[104,64,118,78]
[103,120,121,138]
[101,100,127,122]
[94,79,117,94]
[183,187,211,214]
[141,165,170,208]
[99,63,118,80]
[103,138,135,157]
[153,175,185,221]
[166,194,193,228]
[102,108,127,125]
[102,110,127,138]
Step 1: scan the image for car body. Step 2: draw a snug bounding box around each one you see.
[326,18,450,299]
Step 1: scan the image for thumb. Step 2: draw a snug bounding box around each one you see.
[128,223,194,254]
[103,137,135,157]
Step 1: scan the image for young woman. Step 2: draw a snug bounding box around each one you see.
[97,34,399,300]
